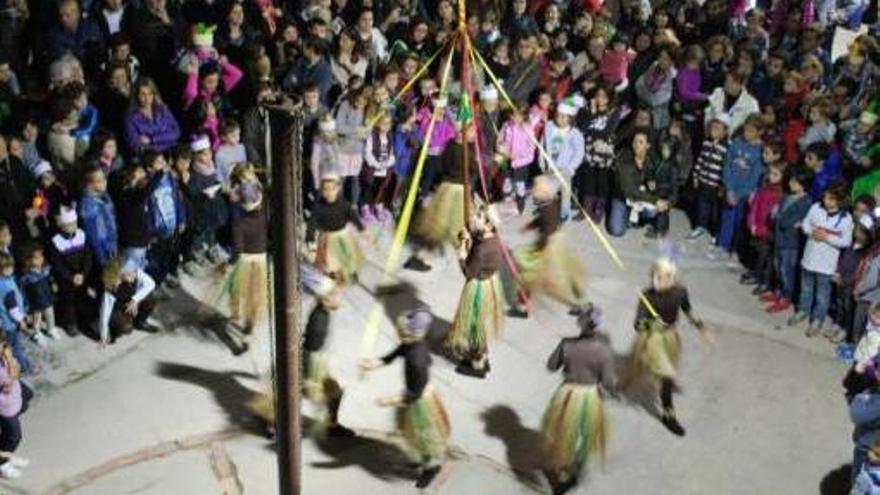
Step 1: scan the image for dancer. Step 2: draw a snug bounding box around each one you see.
[508,175,588,318]
[403,125,475,272]
[228,164,268,356]
[360,306,450,489]
[445,204,505,378]
[627,258,711,437]
[306,173,368,285]
[541,304,616,495]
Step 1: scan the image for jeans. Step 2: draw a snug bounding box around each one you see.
[582,195,606,224]
[776,248,799,300]
[343,176,361,207]
[608,199,629,237]
[3,328,29,375]
[695,185,721,234]
[0,414,21,465]
[555,171,574,220]
[718,198,748,253]
[798,269,832,323]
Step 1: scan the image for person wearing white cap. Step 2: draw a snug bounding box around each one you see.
[311,115,341,192]
[97,255,159,346]
[49,206,93,335]
[360,305,450,489]
[478,87,503,195]
[542,102,585,221]
[189,135,230,266]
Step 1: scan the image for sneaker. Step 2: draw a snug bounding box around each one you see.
[751,284,769,295]
[806,323,821,338]
[822,325,837,339]
[0,463,22,479]
[31,332,48,348]
[828,328,847,344]
[506,308,528,319]
[134,321,160,334]
[706,246,726,260]
[326,424,356,438]
[403,256,431,272]
[645,227,660,239]
[724,255,740,269]
[766,299,792,313]
[165,275,181,289]
[455,362,488,379]
[758,291,779,303]
[47,327,64,340]
[687,227,706,240]
[787,312,809,326]
[9,457,29,468]
[739,272,758,285]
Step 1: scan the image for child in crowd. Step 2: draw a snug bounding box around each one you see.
[361,112,395,222]
[391,106,421,214]
[804,141,843,201]
[711,114,765,264]
[19,246,61,346]
[798,96,837,152]
[26,161,71,240]
[831,215,875,342]
[183,59,244,149]
[214,119,247,189]
[0,255,32,375]
[145,152,186,289]
[78,166,118,273]
[496,103,537,214]
[744,159,785,295]
[48,207,92,335]
[689,114,730,240]
[335,88,369,206]
[98,256,158,346]
[788,182,853,336]
[765,167,814,313]
[188,136,229,265]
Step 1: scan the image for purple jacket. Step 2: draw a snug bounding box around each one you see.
[124,104,182,155]
[0,358,21,418]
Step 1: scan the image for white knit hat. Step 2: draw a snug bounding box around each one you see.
[479,86,499,101]
[56,206,77,225]
[319,118,336,132]
[190,135,211,152]
[557,102,578,117]
[31,160,52,179]
[711,112,732,128]
[572,95,587,109]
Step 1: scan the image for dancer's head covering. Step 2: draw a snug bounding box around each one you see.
[396,305,433,342]
[532,174,559,201]
[577,302,602,336]
[651,257,678,291]
[470,199,500,233]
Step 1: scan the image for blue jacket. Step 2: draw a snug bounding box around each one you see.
[0,276,24,332]
[810,149,843,201]
[853,463,880,495]
[774,194,813,250]
[722,137,764,201]
[852,389,880,452]
[72,105,99,140]
[79,192,118,266]
[147,171,186,239]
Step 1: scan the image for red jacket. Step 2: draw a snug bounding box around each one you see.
[747,182,784,240]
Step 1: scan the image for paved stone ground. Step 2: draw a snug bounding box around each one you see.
[0,207,855,495]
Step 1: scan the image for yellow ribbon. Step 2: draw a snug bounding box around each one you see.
[360,44,458,357]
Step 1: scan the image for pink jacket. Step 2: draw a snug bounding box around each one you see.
[0,358,22,418]
[417,105,456,156]
[497,121,537,168]
[747,182,783,240]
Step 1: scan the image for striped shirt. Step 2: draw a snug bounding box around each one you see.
[694,139,727,189]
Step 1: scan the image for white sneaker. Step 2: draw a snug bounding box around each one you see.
[47,327,64,340]
[0,463,22,479]
[10,457,29,468]
[31,333,48,348]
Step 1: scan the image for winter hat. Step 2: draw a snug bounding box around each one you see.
[557,102,578,117]
[396,305,433,341]
[192,23,217,48]
[190,135,211,152]
[571,94,587,109]
[479,86,499,101]
[31,160,52,180]
[860,111,879,127]
[320,171,341,183]
[319,118,336,132]
[711,113,732,128]
[56,206,77,225]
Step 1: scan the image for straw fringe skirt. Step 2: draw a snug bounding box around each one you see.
[541,383,607,473]
[230,253,269,328]
[397,386,451,465]
[413,182,465,248]
[445,274,505,360]
[316,227,365,285]
[515,232,587,305]
[303,351,343,405]
[627,325,682,382]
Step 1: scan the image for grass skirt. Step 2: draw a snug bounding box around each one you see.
[515,232,587,306]
[627,324,682,382]
[229,253,269,328]
[413,182,465,248]
[445,274,505,360]
[541,384,607,473]
[316,227,365,285]
[397,386,450,466]
[303,351,343,406]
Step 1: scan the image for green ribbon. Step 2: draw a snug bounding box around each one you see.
[468,282,484,348]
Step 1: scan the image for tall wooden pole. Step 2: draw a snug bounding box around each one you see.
[269,106,302,495]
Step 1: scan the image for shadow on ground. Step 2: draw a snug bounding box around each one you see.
[820,464,852,495]
[480,404,544,488]
[310,434,418,482]
[156,279,247,355]
[154,361,264,434]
